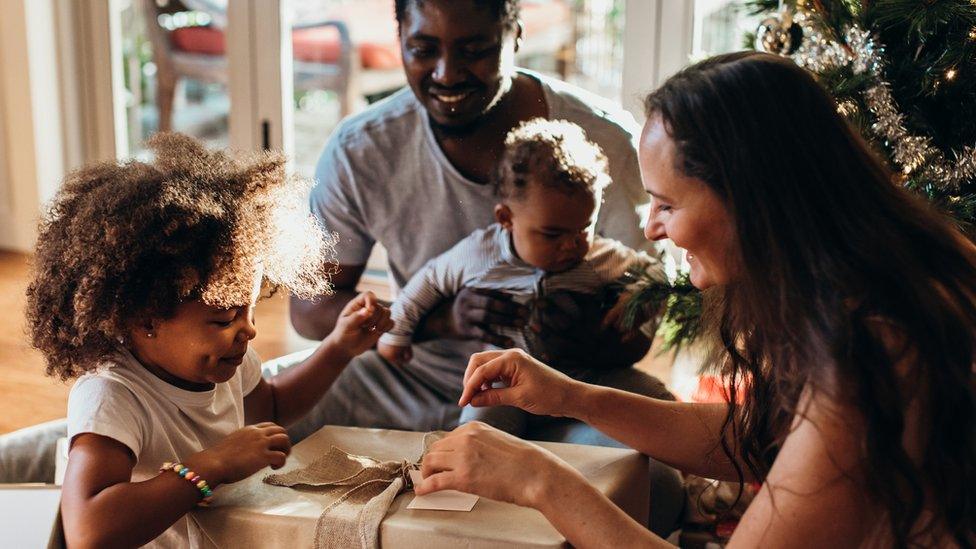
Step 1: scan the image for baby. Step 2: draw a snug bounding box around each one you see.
[378,118,671,434]
[27,134,392,547]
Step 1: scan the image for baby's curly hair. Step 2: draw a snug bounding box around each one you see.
[27,133,337,381]
[494,118,611,202]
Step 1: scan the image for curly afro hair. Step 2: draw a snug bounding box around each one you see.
[494,118,611,202]
[27,133,337,381]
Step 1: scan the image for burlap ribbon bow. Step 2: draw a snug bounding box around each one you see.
[263,434,442,549]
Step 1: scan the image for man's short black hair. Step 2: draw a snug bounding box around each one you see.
[394,0,520,32]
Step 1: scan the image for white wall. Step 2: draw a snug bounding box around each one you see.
[0,0,67,252]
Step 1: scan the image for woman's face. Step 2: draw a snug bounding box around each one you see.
[639,115,737,289]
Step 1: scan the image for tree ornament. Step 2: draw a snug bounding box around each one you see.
[755,9,803,55]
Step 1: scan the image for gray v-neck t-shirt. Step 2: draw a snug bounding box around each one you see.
[311,70,651,381]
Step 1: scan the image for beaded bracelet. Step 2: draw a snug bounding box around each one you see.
[160,461,214,506]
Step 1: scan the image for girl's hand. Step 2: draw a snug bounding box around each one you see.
[324,291,393,360]
[187,422,292,486]
[417,422,576,509]
[459,348,581,418]
[377,341,412,366]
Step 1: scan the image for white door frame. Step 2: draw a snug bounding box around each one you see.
[228,0,293,156]
[621,0,695,120]
[68,0,292,160]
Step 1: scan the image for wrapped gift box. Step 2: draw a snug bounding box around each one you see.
[189,425,649,548]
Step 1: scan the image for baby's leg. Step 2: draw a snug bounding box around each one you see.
[459,404,528,436]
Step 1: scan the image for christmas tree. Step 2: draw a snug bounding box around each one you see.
[748,0,976,227]
[627,0,976,352]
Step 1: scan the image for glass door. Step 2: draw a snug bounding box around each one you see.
[692,0,761,59]
[116,0,234,158]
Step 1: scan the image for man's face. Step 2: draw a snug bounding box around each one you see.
[399,0,519,131]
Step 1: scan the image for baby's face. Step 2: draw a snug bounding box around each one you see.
[499,184,598,273]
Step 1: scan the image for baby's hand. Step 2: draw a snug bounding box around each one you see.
[188,422,291,486]
[378,341,413,366]
[325,291,393,360]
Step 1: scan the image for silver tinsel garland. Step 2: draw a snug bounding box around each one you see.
[784,14,976,188]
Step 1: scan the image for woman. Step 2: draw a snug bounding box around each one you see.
[416,52,976,548]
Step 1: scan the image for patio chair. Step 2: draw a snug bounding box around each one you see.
[142,0,574,133]
[143,0,392,131]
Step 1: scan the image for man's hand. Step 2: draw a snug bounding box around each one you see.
[527,290,650,368]
[416,287,529,346]
[451,288,530,347]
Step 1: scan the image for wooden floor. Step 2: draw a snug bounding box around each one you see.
[1,250,671,435]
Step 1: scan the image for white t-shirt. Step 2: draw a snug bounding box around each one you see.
[67,346,263,547]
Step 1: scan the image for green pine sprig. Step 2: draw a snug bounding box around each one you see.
[620,269,703,354]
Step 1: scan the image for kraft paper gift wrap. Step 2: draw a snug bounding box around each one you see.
[188,426,649,548]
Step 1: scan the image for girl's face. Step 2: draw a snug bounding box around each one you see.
[639,115,737,289]
[129,272,261,388]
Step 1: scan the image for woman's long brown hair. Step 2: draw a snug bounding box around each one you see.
[645,52,976,547]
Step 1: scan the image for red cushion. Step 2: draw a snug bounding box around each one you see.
[171,26,225,56]
[170,23,401,70]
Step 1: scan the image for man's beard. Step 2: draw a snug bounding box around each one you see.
[428,114,485,138]
[426,78,512,138]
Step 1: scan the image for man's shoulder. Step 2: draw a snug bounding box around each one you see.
[533,71,641,147]
[330,88,425,149]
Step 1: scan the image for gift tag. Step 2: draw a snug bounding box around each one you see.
[407,469,479,511]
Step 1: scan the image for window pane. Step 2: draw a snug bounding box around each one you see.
[568,0,625,104]
[693,0,759,59]
[288,0,405,177]
[120,0,231,158]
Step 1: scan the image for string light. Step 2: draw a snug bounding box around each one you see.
[946,68,958,81]
[836,101,858,116]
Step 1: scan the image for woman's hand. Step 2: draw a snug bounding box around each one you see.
[324,291,393,361]
[417,422,577,508]
[188,422,292,486]
[459,348,582,418]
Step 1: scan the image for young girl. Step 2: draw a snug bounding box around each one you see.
[26,133,393,547]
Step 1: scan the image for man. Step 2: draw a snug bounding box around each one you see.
[290,0,683,534]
